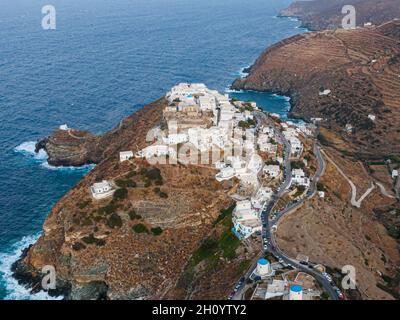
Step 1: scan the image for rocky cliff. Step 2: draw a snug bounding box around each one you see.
[14,98,246,299]
[35,100,166,167]
[279,0,400,31]
[233,20,400,160]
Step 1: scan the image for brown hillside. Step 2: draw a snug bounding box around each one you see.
[233,21,400,160]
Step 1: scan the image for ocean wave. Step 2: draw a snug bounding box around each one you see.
[238,66,250,78]
[225,87,243,94]
[41,161,96,172]
[15,141,95,172]
[14,141,48,160]
[0,234,62,300]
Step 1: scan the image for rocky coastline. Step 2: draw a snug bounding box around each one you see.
[232,20,400,160]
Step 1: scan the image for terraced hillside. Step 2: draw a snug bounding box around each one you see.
[280,0,400,31]
[232,21,400,160]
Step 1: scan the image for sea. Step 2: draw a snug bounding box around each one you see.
[0,0,306,299]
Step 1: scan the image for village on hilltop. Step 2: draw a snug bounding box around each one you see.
[87,83,336,300]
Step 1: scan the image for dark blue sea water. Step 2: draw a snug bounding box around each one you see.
[0,0,304,299]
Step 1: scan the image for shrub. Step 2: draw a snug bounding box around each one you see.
[146,168,162,181]
[81,216,93,226]
[127,170,137,178]
[81,234,106,247]
[113,188,128,201]
[144,179,151,188]
[153,187,161,194]
[317,182,327,192]
[153,187,168,198]
[238,120,250,129]
[132,223,149,234]
[77,200,91,210]
[151,227,163,236]
[72,242,86,251]
[116,179,137,188]
[317,133,330,146]
[159,192,168,199]
[107,213,123,229]
[128,210,142,220]
[98,202,119,215]
[293,185,306,198]
[291,160,305,170]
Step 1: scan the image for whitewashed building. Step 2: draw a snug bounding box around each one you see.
[215,166,235,182]
[198,95,216,111]
[264,165,281,178]
[289,137,303,156]
[119,151,134,162]
[136,145,176,159]
[291,169,310,187]
[163,133,188,145]
[90,180,114,200]
[232,200,261,239]
[251,187,273,210]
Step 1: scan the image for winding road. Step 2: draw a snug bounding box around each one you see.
[233,112,340,300]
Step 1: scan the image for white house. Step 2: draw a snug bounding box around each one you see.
[251,187,273,210]
[166,83,208,103]
[247,154,263,174]
[218,104,235,128]
[368,114,376,122]
[136,145,176,159]
[291,169,310,187]
[264,165,281,178]
[232,200,261,239]
[259,141,277,154]
[265,280,287,300]
[198,95,216,111]
[90,180,114,200]
[319,89,331,96]
[215,93,230,106]
[346,124,353,134]
[392,170,399,179]
[289,137,303,156]
[163,133,188,145]
[119,151,134,162]
[227,156,248,175]
[59,124,69,131]
[216,166,235,182]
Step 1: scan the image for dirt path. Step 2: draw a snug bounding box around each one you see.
[321,150,376,208]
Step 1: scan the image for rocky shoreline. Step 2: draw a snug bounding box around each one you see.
[278,0,400,31]
[11,95,240,299]
[11,246,71,299]
[232,20,400,160]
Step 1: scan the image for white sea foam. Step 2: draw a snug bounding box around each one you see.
[225,87,243,94]
[14,141,48,160]
[41,161,95,172]
[0,234,62,300]
[238,65,250,78]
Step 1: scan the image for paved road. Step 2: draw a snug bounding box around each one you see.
[261,140,340,300]
[230,113,340,300]
[270,144,325,225]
